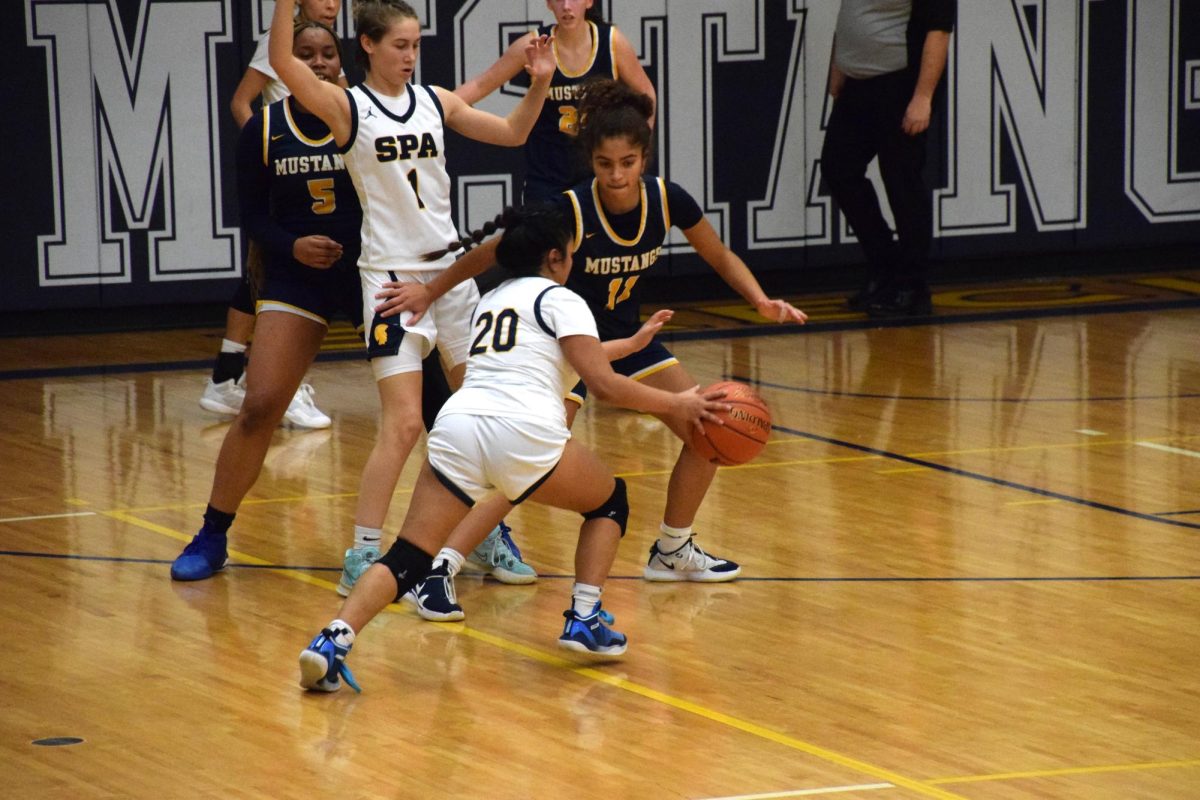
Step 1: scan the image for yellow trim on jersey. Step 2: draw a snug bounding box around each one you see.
[630,357,679,382]
[566,189,585,252]
[261,104,271,166]
[593,178,648,247]
[610,25,619,81]
[553,20,600,78]
[256,299,330,327]
[657,177,671,230]
[283,96,334,147]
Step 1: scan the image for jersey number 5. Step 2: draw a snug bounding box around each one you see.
[307,178,336,215]
[605,276,639,310]
[469,309,519,356]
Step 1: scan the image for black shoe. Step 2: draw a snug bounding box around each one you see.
[867,283,932,317]
[845,278,883,311]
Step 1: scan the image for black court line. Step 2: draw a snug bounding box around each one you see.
[734,375,1200,403]
[1156,510,1200,517]
[4,297,1200,383]
[1,551,1196,583]
[769,424,1200,532]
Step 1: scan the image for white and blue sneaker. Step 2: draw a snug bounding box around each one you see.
[558,603,627,657]
[465,522,537,584]
[644,536,741,582]
[299,627,361,693]
[404,563,465,622]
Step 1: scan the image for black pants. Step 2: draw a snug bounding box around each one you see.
[821,69,931,284]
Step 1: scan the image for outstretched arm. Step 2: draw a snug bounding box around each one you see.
[562,335,727,432]
[267,0,351,143]
[373,238,502,321]
[680,219,808,324]
[454,32,536,105]
[600,310,672,361]
[439,35,556,146]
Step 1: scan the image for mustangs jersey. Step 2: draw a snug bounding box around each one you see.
[341,84,460,271]
[560,176,702,340]
[443,277,599,430]
[240,97,361,266]
[522,21,618,192]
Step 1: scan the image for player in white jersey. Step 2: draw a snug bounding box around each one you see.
[266,0,556,592]
[297,205,730,692]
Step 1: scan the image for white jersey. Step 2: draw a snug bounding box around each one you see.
[342,84,460,272]
[249,35,290,105]
[441,277,599,430]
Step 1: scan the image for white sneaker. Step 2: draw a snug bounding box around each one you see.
[283,383,331,429]
[199,377,245,415]
[643,536,742,582]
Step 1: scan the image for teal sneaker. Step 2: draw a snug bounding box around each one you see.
[465,522,536,585]
[336,547,379,597]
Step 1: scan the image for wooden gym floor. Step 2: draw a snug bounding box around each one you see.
[1,268,1198,798]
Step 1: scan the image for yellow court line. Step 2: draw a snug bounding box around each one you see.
[108,507,963,800]
[876,467,931,475]
[929,757,1200,785]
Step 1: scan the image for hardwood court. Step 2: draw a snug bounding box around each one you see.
[1,275,1198,799]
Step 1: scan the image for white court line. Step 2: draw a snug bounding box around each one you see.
[701,783,895,799]
[0,511,97,524]
[1074,429,1106,436]
[1135,441,1200,459]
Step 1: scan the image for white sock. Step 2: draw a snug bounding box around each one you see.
[657,522,693,553]
[327,619,355,647]
[571,582,602,616]
[353,525,382,550]
[220,338,248,354]
[433,548,465,576]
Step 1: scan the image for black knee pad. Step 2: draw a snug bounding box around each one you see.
[377,538,434,601]
[582,478,629,537]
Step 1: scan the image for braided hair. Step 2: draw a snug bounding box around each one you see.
[576,78,654,158]
[421,205,570,280]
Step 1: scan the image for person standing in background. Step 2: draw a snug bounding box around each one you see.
[822,0,955,317]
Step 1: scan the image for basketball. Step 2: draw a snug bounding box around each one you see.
[691,381,772,466]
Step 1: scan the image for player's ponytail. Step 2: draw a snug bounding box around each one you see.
[419,206,522,263]
[577,78,653,158]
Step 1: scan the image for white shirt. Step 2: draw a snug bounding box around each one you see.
[342,84,461,272]
[442,277,599,429]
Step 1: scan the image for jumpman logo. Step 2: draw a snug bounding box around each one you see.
[363,106,377,120]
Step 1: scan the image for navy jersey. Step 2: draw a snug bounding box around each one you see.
[559,177,703,340]
[236,96,362,271]
[517,21,617,199]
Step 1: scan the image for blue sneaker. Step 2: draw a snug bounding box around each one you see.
[299,628,361,693]
[465,522,537,585]
[170,533,228,581]
[558,603,627,657]
[336,547,379,597]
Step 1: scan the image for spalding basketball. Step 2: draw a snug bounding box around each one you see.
[691,381,772,466]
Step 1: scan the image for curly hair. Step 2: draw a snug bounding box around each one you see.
[576,78,654,157]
